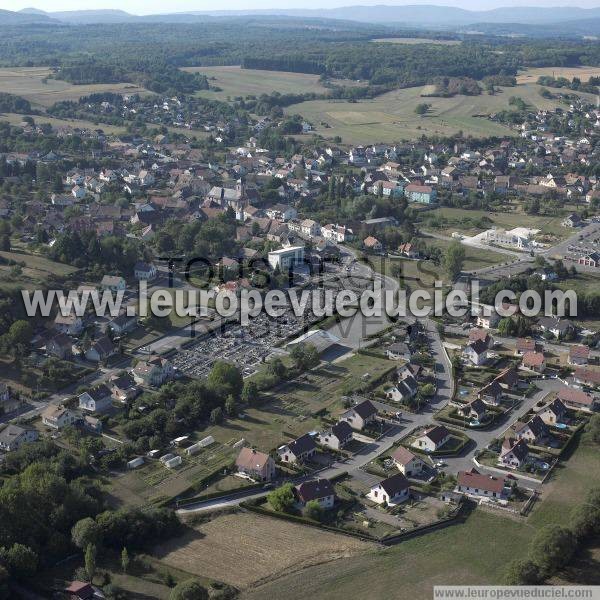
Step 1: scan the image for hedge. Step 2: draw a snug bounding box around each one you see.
[241,500,379,542]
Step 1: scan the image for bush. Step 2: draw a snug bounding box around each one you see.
[529,525,576,579]
[267,483,295,513]
[169,578,208,600]
[503,558,541,585]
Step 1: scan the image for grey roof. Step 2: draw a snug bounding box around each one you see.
[0,424,33,445]
[288,433,316,456]
[85,384,112,401]
[330,420,353,439]
[378,473,410,497]
[423,425,451,445]
[352,399,377,420]
[296,479,335,503]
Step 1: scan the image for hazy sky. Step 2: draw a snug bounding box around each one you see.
[4,0,600,14]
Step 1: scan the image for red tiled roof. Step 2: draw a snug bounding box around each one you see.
[458,469,506,494]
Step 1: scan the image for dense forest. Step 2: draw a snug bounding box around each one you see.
[2,20,600,96]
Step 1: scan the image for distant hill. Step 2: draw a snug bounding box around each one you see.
[8,5,600,34]
[185,5,600,27]
[0,8,55,24]
[20,9,136,24]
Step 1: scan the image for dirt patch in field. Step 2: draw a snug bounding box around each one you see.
[153,511,374,589]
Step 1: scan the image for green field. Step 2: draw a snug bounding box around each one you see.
[371,241,507,291]
[556,273,600,296]
[422,207,570,241]
[0,67,148,109]
[0,250,79,292]
[529,438,600,528]
[286,83,596,144]
[242,510,533,600]
[184,65,329,100]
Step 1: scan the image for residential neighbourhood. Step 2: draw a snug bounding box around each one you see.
[0,7,600,598]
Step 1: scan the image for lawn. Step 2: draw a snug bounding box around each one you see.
[0,66,148,108]
[184,65,329,100]
[425,238,509,272]
[556,273,600,297]
[529,437,600,528]
[0,249,80,294]
[0,250,79,278]
[285,83,596,144]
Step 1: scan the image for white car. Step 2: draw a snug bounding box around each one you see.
[434,460,446,468]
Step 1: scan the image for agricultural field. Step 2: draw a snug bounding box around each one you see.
[516,65,600,85]
[241,510,534,600]
[372,37,462,45]
[0,111,127,135]
[153,511,374,590]
[0,67,147,108]
[184,65,329,100]
[286,83,596,144]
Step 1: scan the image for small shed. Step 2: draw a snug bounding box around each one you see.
[164,455,182,469]
[186,442,203,456]
[127,457,144,470]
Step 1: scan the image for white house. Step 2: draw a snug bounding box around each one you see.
[235,447,276,481]
[321,224,354,243]
[42,405,78,429]
[277,433,317,464]
[368,473,411,506]
[510,415,549,445]
[499,437,529,469]
[457,469,509,500]
[340,399,377,431]
[300,219,321,238]
[412,425,451,453]
[391,447,428,477]
[134,261,158,281]
[295,479,336,510]
[464,339,489,366]
[78,384,113,413]
[132,356,174,387]
[85,336,116,363]
[317,420,353,451]
[53,313,84,336]
[0,425,39,452]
